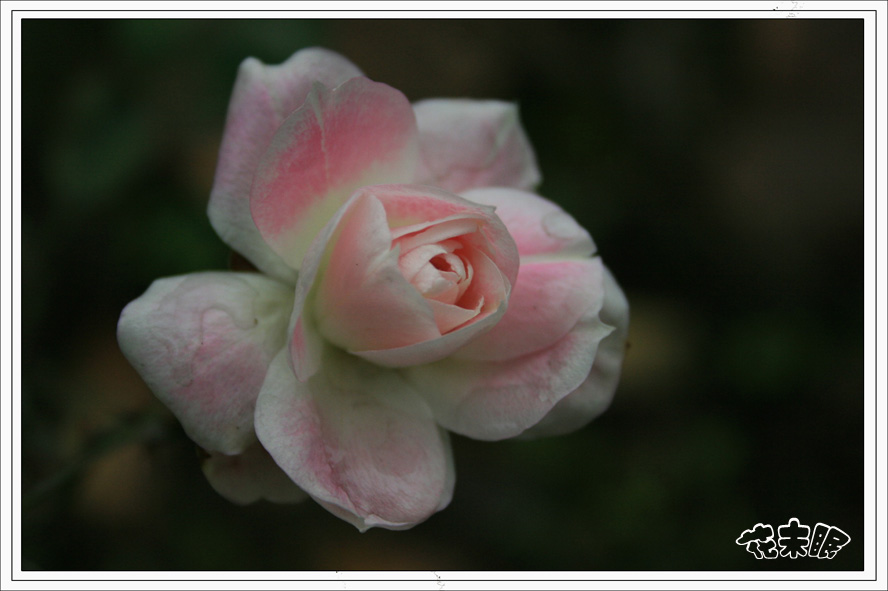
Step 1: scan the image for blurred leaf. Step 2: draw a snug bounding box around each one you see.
[48,78,154,214]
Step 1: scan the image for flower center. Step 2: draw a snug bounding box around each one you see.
[390,217,490,335]
[398,239,472,307]
[430,254,451,271]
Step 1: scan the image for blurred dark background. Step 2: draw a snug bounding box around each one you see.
[20,18,865,571]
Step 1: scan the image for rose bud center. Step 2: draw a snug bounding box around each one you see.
[392,219,488,335]
[398,239,473,305]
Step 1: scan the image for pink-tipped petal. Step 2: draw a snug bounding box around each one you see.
[460,187,596,260]
[519,266,630,438]
[250,78,419,270]
[413,99,541,193]
[313,192,440,353]
[403,287,615,442]
[117,272,292,454]
[254,350,455,532]
[201,441,308,505]
[208,48,363,281]
[454,258,604,362]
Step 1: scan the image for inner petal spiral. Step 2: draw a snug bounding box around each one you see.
[394,228,483,334]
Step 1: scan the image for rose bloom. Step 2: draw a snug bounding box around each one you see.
[118,48,629,531]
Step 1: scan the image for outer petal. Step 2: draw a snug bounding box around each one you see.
[117,272,293,454]
[520,266,630,438]
[453,188,601,361]
[454,258,604,362]
[460,187,596,260]
[208,48,363,281]
[250,78,419,270]
[402,279,614,442]
[412,99,541,193]
[254,349,455,532]
[201,441,308,505]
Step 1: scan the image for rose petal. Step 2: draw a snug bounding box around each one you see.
[428,298,481,334]
[394,218,483,252]
[413,99,541,192]
[454,258,604,362]
[285,190,360,382]
[117,272,292,454]
[519,266,630,438]
[201,441,308,505]
[250,78,419,270]
[399,241,465,302]
[254,349,455,532]
[312,191,440,353]
[208,48,363,281]
[402,288,615,441]
[461,187,596,259]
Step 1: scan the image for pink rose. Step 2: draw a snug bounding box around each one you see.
[118,47,629,531]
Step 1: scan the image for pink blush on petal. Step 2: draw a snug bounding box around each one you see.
[250,79,420,270]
